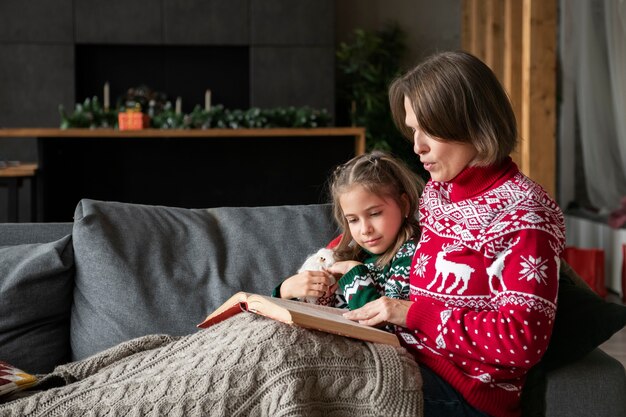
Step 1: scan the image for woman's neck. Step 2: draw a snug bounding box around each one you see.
[443,157,518,202]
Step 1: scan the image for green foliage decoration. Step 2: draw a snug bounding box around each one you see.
[59,97,117,129]
[59,85,331,130]
[336,22,425,177]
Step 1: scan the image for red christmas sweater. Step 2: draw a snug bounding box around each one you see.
[398,158,565,417]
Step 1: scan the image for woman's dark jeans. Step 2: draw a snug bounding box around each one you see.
[420,365,491,417]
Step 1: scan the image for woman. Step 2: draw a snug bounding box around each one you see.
[342,51,566,417]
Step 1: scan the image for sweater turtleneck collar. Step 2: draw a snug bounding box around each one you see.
[440,157,518,202]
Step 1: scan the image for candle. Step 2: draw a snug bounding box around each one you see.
[104,82,110,111]
[175,97,182,115]
[205,89,211,111]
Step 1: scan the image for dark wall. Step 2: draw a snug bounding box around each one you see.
[0,0,335,221]
[75,44,251,113]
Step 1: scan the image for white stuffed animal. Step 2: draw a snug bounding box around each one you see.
[297,247,337,304]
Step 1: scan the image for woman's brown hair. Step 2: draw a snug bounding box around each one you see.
[329,150,423,267]
[389,50,517,165]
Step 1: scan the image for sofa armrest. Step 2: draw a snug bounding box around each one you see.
[545,348,626,417]
[0,223,72,245]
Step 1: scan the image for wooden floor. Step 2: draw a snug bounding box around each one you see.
[599,293,626,369]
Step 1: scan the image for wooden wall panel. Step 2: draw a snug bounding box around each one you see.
[504,0,523,166]
[485,0,504,80]
[473,0,487,61]
[462,0,474,51]
[461,0,556,197]
[521,0,557,196]
[462,0,472,51]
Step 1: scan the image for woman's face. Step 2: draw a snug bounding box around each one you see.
[404,96,478,182]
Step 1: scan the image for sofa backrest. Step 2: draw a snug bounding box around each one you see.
[70,199,338,360]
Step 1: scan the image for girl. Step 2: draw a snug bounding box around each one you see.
[274,150,424,311]
[343,51,566,417]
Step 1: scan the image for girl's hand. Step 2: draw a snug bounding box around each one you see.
[327,260,362,276]
[343,297,414,327]
[280,270,335,299]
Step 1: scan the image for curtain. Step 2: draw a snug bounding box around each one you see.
[606,0,626,184]
[560,0,626,212]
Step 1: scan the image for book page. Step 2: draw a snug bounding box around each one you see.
[200,292,399,346]
[248,294,387,333]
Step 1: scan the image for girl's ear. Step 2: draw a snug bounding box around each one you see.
[400,193,410,218]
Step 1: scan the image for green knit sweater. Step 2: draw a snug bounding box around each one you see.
[273,237,417,310]
[338,237,417,310]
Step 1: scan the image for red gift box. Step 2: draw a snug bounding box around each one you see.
[118,111,150,130]
[562,246,607,297]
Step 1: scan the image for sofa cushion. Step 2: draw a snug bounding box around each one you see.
[0,235,74,373]
[544,349,626,417]
[540,260,626,371]
[71,199,337,360]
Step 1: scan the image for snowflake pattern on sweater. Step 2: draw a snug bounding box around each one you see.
[399,159,565,417]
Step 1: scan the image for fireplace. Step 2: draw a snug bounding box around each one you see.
[30,40,345,223]
[0,0,338,222]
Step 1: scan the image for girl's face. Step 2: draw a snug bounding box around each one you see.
[339,184,407,255]
[404,96,478,182]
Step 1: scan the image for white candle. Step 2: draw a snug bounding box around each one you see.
[205,89,211,111]
[104,82,110,111]
[175,97,182,115]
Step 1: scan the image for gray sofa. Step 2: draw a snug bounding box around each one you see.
[0,199,624,416]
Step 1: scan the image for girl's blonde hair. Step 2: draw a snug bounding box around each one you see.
[389,50,517,166]
[329,150,423,267]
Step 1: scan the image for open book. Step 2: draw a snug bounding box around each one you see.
[197,292,400,346]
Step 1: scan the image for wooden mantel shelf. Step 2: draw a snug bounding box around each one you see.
[0,127,366,155]
[0,127,364,137]
[2,127,368,221]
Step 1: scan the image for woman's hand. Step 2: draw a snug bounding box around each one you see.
[343,297,414,327]
[280,270,335,299]
[327,260,362,276]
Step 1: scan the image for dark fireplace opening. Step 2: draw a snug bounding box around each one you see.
[75,44,250,112]
[37,43,348,222]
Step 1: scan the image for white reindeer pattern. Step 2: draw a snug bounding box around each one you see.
[427,241,475,294]
[549,240,562,273]
[485,236,520,295]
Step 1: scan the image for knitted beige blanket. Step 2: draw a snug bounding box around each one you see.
[0,314,423,416]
